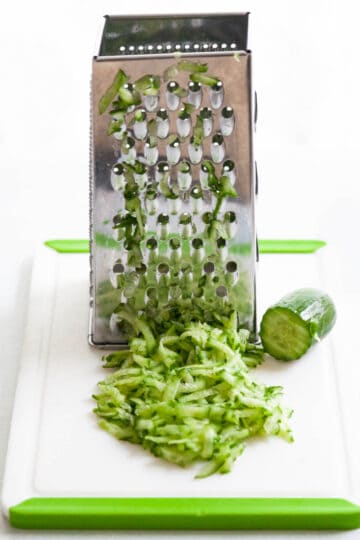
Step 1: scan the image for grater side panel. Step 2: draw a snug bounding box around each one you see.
[99,13,249,57]
[90,53,256,347]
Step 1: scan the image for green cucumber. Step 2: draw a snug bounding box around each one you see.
[260,288,336,361]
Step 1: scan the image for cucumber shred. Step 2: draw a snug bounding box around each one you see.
[93,315,293,478]
[260,288,336,361]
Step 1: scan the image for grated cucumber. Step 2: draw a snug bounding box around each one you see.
[93,315,293,478]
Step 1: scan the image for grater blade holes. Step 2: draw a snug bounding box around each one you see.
[226,261,237,273]
[188,137,203,164]
[136,263,147,274]
[157,263,170,274]
[113,261,125,273]
[203,261,215,274]
[220,106,234,136]
[210,80,224,109]
[211,133,225,163]
[146,237,158,250]
[216,285,228,297]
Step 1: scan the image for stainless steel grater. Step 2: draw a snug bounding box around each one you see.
[89,13,257,348]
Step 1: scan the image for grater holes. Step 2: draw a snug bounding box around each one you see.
[156,108,170,139]
[177,108,192,138]
[216,237,228,261]
[223,210,237,237]
[144,137,159,166]
[216,285,228,297]
[146,237,158,250]
[145,185,159,216]
[226,261,237,273]
[166,81,182,111]
[210,80,224,110]
[220,106,235,136]
[113,261,125,274]
[199,162,212,190]
[201,211,213,225]
[133,160,148,191]
[144,93,159,112]
[167,196,181,216]
[203,261,215,274]
[192,237,204,250]
[136,263,147,275]
[188,137,203,164]
[166,135,181,165]
[222,160,235,180]
[224,210,236,223]
[120,135,137,161]
[191,238,204,264]
[193,287,203,298]
[188,81,202,109]
[157,213,170,240]
[179,212,193,239]
[190,185,203,214]
[177,160,192,191]
[157,262,170,274]
[110,163,125,191]
[211,133,225,163]
[157,213,169,224]
[132,108,148,140]
[146,287,157,300]
[116,42,237,55]
[199,107,213,137]
[169,237,181,250]
[179,212,192,225]
[155,161,170,182]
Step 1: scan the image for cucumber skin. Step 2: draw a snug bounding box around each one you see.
[260,288,336,360]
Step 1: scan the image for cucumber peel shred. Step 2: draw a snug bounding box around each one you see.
[99,69,129,114]
[190,72,220,86]
[177,60,208,73]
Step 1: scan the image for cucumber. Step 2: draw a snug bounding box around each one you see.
[260,288,336,361]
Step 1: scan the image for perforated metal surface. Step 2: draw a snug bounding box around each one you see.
[90,15,256,347]
[99,14,249,57]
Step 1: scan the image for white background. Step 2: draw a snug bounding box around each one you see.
[0,0,359,538]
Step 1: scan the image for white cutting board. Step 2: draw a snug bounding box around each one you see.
[2,245,360,515]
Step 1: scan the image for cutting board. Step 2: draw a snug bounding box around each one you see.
[2,243,360,529]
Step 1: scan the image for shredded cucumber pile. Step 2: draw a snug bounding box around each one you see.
[93,312,293,478]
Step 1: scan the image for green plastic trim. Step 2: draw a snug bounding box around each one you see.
[44,239,326,254]
[9,497,360,530]
[258,239,326,254]
[44,239,90,253]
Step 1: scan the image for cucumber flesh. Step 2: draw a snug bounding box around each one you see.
[260,307,312,360]
[260,288,336,361]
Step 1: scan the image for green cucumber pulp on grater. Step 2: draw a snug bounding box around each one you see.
[260,288,336,361]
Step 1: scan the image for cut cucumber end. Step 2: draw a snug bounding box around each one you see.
[260,307,312,361]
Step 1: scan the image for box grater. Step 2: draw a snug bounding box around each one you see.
[89,13,257,348]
